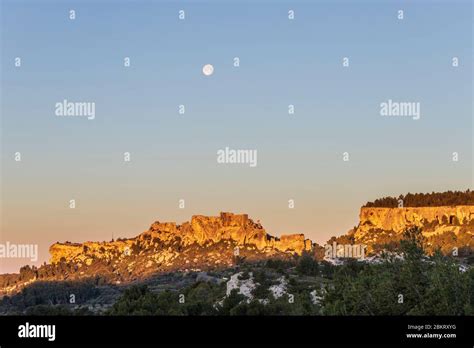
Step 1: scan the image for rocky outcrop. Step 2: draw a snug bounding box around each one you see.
[49,240,134,264]
[1,212,314,295]
[356,206,474,235]
[50,212,312,266]
[4,203,473,296]
[352,206,474,253]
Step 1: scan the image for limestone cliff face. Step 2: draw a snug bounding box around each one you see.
[352,206,474,253]
[0,212,315,295]
[139,213,311,254]
[49,212,312,269]
[49,239,134,265]
[356,206,474,235]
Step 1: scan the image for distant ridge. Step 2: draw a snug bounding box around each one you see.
[363,190,474,208]
[0,212,313,295]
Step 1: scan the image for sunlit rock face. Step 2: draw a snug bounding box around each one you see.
[0,212,313,296]
[352,206,474,253]
[1,212,315,295]
[49,212,312,267]
[5,205,473,296]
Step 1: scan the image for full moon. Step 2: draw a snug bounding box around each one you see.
[202,64,214,76]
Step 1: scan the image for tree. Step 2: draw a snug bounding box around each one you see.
[218,289,246,315]
[296,253,319,276]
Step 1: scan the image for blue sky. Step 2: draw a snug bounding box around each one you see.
[1,0,472,272]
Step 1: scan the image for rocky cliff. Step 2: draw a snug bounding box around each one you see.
[351,206,474,253]
[1,213,313,295]
[49,212,312,265]
[2,204,473,296]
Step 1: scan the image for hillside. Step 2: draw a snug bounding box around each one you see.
[348,205,474,254]
[0,212,313,296]
[1,193,473,298]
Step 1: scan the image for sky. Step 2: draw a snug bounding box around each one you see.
[1,0,472,273]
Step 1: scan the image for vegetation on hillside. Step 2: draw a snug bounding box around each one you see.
[1,227,472,316]
[363,190,474,207]
[104,227,474,316]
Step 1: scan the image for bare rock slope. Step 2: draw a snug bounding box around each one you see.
[1,213,313,295]
[350,206,474,253]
